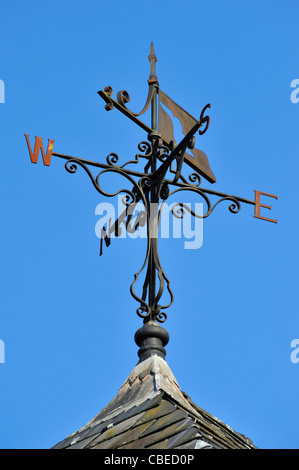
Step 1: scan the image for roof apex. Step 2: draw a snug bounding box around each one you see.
[52,356,256,449]
[120,355,202,419]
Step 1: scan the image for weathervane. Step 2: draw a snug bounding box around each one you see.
[25,43,277,362]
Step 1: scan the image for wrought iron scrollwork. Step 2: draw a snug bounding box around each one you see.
[65,157,141,206]
[116,86,155,117]
[164,187,242,220]
[27,43,267,363]
[61,133,250,325]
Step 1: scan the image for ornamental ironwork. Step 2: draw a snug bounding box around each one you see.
[25,43,277,361]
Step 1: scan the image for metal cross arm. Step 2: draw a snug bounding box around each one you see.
[25,137,272,219]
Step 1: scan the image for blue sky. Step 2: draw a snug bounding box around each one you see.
[0,0,298,449]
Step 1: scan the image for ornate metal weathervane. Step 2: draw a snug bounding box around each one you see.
[25,43,277,362]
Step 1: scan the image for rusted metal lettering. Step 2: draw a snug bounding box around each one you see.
[254,190,278,223]
[25,134,54,166]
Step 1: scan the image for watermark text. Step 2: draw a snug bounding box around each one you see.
[290,339,299,364]
[0,79,4,103]
[0,340,4,364]
[95,197,204,255]
[290,79,299,103]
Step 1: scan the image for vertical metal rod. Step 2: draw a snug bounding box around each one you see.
[151,85,157,135]
[148,85,158,316]
[147,44,159,320]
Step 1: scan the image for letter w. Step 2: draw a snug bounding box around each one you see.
[25,134,55,166]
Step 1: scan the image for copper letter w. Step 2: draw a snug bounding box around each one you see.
[25,134,55,166]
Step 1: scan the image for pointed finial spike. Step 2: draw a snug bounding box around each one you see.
[149,41,155,56]
[148,42,159,85]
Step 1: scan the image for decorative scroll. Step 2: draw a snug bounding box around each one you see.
[116,86,155,117]
[164,188,241,220]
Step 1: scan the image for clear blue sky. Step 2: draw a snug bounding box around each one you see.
[0,0,298,449]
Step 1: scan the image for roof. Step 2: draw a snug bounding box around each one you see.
[52,355,256,449]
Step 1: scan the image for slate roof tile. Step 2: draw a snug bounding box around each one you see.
[52,355,256,450]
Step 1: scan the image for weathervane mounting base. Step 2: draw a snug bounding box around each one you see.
[134,321,169,363]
